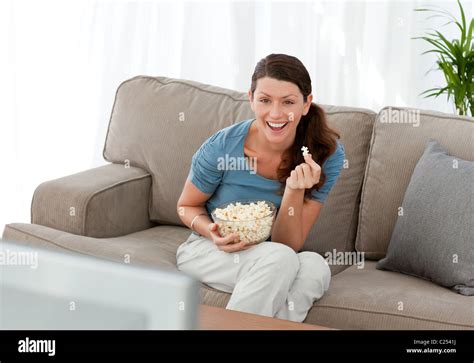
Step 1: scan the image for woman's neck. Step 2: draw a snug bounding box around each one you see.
[250,120,292,158]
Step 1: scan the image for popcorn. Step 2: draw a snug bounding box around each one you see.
[211,201,275,244]
[301,146,309,156]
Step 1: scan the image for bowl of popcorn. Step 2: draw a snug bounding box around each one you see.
[210,200,277,245]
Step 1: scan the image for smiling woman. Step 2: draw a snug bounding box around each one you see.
[176,53,345,323]
[247,54,342,201]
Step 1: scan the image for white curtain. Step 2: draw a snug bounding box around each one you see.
[1,0,472,231]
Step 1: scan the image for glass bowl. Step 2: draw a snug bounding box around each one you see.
[210,199,277,245]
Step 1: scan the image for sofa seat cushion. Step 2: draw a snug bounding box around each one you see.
[307,261,474,329]
[199,283,232,308]
[2,223,192,270]
[199,261,474,329]
[3,222,235,307]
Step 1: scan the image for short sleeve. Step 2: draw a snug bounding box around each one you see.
[188,131,224,195]
[311,141,345,204]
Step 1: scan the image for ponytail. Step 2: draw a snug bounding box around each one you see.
[276,103,341,200]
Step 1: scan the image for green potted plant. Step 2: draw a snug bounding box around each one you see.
[413,0,473,116]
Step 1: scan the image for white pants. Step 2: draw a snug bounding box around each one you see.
[176,233,331,323]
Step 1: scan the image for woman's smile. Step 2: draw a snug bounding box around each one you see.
[265,120,291,135]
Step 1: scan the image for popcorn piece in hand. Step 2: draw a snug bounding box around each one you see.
[301,146,309,156]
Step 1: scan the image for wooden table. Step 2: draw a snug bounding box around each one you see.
[198,304,332,330]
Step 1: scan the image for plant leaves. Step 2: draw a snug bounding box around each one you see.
[413,0,473,116]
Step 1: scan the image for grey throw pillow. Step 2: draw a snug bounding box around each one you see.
[376,139,474,295]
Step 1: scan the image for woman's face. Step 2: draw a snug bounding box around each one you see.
[248,77,312,146]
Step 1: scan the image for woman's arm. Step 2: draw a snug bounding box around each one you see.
[271,187,323,252]
[177,178,215,240]
[177,178,249,252]
[271,152,323,252]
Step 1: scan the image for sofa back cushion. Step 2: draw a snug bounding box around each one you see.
[103,75,254,223]
[356,106,474,260]
[303,106,375,273]
[103,76,375,259]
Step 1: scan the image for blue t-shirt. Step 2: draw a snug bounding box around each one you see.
[188,118,345,217]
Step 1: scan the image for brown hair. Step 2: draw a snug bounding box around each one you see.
[249,53,341,200]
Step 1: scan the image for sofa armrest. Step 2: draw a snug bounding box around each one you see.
[31,163,155,237]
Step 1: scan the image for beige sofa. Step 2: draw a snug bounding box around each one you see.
[3,75,473,330]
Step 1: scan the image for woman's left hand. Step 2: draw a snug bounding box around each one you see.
[286,153,321,191]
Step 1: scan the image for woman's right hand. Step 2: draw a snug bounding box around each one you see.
[208,223,253,253]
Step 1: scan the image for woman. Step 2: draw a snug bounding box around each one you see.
[176,53,345,323]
